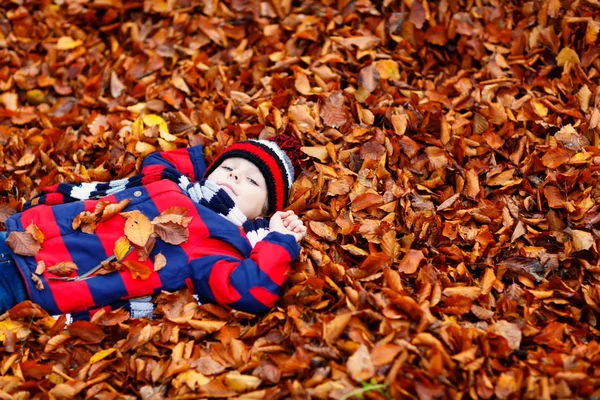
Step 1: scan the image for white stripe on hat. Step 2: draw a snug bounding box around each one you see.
[251,139,294,188]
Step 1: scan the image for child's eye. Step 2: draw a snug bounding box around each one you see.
[221,165,232,171]
[248,178,258,186]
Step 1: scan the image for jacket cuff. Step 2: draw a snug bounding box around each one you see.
[263,231,301,260]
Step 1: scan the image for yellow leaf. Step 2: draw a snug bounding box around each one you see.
[114,236,131,261]
[56,36,83,50]
[376,60,400,80]
[531,100,548,117]
[142,114,169,136]
[556,47,580,67]
[89,348,116,364]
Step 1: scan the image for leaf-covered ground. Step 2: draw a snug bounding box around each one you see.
[1,0,600,398]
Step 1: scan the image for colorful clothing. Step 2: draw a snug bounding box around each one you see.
[4,145,300,318]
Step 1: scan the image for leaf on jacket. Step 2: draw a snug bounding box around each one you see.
[123,260,152,280]
[154,253,166,272]
[47,261,78,277]
[72,210,98,233]
[122,210,153,247]
[31,274,44,290]
[100,199,131,222]
[136,235,156,262]
[34,260,46,275]
[25,223,44,244]
[114,236,132,261]
[153,221,189,245]
[6,231,41,256]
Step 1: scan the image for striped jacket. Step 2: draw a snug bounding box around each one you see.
[5,146,300,316]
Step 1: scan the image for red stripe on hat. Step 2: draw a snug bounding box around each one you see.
[208,260,242,304]
[20,206,95,314]
[249,287,279,308]
[142,165,166,185]
[250,240,291,285]
[160,148,196,180]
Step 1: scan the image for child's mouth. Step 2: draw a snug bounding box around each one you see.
[219,183,237,196]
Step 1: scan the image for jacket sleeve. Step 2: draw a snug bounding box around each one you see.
[189,232,300,314]
[141,145,206,182]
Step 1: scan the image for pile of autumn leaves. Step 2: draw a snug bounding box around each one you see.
[6,200,192,289]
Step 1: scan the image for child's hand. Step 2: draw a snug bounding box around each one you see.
[269,210,307,242]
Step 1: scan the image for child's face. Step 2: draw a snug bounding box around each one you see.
[207,157,268,220]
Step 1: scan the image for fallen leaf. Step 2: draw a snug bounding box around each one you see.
[47,261,78,277]
[6,231,41,256]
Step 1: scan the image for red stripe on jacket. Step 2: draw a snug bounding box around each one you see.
[20,205,95,312]
[250,240,292,286]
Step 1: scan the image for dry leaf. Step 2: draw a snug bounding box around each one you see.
[6,231,41,256]
[154,253,167,272]
[47,261,78,277]
[122,210,153,247]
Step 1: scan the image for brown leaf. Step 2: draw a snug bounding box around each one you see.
[490,320,522,350]
[122,210,153,247]
[346,344,375,382]
[123,260,152,280]
[350,192,383,212]
[6,231,41,256]
[25,223,45,244]
[47,261,78,277]
[543,186,566,208]
[541,147,572,168]
[31,273,44,290]
[100,199,131,221]
[153,221,189,245]
[309,221,337,241]
[0,203,16,223]
[398,249,425,274]
[68,321,107,343]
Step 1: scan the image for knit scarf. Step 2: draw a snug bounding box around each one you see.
[183,178,270,247]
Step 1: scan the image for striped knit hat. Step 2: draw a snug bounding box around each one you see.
[204,135,302,215]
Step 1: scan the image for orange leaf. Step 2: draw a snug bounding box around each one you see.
[25,224,45,244]
[308,221,337,241]
[123,260,152,280]
[350,192,383,212]
[100,199,131,222]
[122,210,153,247]
[6,231,41,256]
[47,261,78,277]
[397,249,424,274]
[541,147,571,168]
[543,186,565,208]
